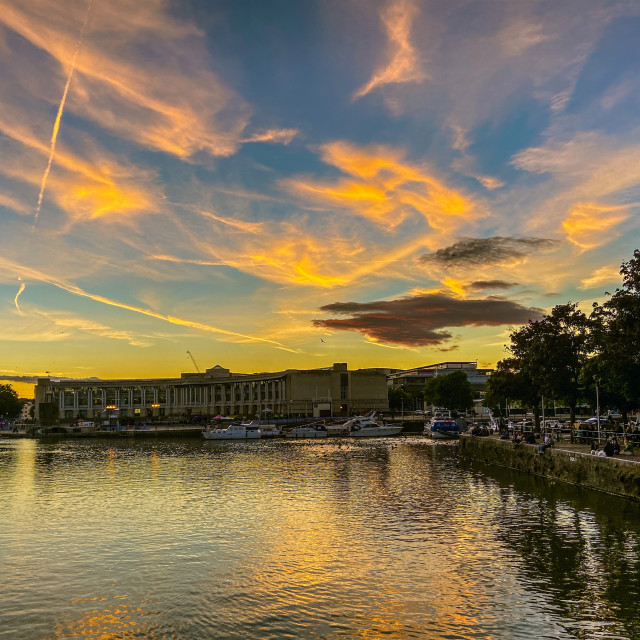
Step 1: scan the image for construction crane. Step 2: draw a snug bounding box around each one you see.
[186,350,201,373]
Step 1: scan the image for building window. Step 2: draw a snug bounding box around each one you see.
[340,373,349,400]
[63,389,75,408]
[91,388,103,407]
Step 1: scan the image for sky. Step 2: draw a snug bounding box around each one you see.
[2,0,640,398]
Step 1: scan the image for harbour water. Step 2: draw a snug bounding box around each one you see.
[1,437,639,639]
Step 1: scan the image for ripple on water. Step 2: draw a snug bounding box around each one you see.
[1,437,640,639]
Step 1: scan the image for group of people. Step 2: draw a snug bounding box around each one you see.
[511,430,537,446]
[591,436,634,456]
[471,424,492,437]
[502,423,637,458]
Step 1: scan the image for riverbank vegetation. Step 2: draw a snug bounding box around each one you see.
[486,250,640,426]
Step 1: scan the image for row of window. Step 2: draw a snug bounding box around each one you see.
[59,382,285,408]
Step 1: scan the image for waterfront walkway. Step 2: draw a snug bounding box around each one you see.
[486,432,640,464]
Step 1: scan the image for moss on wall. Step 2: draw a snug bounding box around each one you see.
[458,435,640,502]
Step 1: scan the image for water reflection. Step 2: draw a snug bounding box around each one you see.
[0,438,639,639]
[461,459,640,639]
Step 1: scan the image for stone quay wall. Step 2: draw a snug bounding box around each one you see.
[458,434,640,502]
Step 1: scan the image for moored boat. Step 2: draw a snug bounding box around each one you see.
[258,424,281,438]
[203,422,261,439]
[342,414,403,437]
[424,417,460,439]
[284,425,328,438]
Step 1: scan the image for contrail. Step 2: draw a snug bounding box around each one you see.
[0,257,297,352]
[14,280,25,314]
[33,0,92,226]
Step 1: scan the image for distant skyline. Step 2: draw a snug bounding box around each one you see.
[2,0,640,398]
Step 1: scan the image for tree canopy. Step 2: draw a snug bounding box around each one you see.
[0,384,22,419]
[424,370,474,411]
[487,250,640,424]
[588,249,640,416]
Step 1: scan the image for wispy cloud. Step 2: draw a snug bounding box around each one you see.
[285,141,475,232]
[0,0,253,159]
[562,203,630,251]
[197,210,264,234]
[0,112,161,224]
[39,309,153,347]
[0,257,295,350]
[496,19,549,57]
[242,128,299,145]
[352,0,425,100]
[513,133,640,247]
[579,264,622,290]
[14,281,25,314]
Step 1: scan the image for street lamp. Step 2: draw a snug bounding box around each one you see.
[596,381,601,446]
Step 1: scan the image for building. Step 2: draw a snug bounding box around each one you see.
[387,361,493,399]
[34,363,389,424]
[20,401,33,422]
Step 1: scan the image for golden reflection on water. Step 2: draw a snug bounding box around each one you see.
[4,440,37,582]
[106,447,117,482]
[1,438,640,639]
[50,594,157,640]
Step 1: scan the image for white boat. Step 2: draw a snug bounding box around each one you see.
[203,422,261,439]
[258,423,281,437]
[424,417,460,439]
[284,425,328,438]
[342,414,403,437]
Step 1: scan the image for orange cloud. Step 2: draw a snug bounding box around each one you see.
[579,264,621,290]
[353,0,426,100]
[0,0,251,158]
[561,202,629,251]
[284,141,475,231]
[58,180,153,219]
[0,112,160,222]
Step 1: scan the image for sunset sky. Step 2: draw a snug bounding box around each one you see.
[2,0,640,398]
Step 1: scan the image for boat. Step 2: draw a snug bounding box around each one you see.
[424,417,460,439]
[203,422,261,439]
[284,424,328,438]
[342,413,403,437]
[258,423,281,437]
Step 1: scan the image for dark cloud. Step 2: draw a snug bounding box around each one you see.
[419,236,558,267]
[468,280,518,291]
[0,375,102,383]
[313,294,543,346]
[437,344,459,352]
[0,375,41,384]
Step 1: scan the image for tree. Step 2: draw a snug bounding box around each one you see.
[423,370,474,411]
[500,303,589,425]
[589,250,640,422]
[388,387,412,415]
[0,384,21,419]
[485,357,541,422]
[484,360,529,414]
